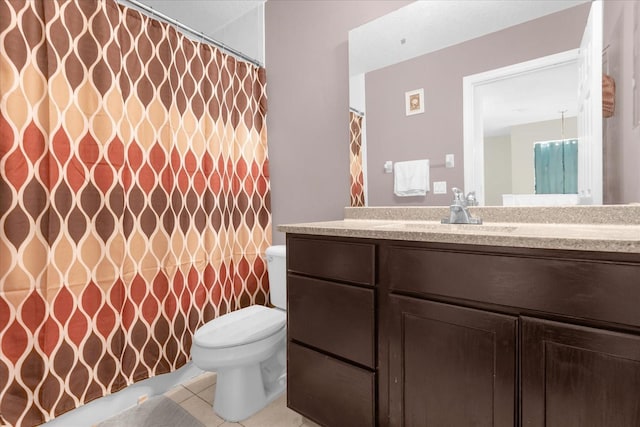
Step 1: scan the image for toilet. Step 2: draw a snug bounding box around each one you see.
[190,245,287,422]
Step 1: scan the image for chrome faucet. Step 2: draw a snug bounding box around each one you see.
[441,188,482,224]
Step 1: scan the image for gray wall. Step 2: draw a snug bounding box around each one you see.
[365,3,590,206]
[265,0,411,244]
[484,135,512,206]
[211,5,264,65]
[603,0,640,204]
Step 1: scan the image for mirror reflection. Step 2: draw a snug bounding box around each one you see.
[479,63,579,206]
[348,0,612,207]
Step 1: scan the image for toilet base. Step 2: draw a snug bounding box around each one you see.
[213,347,286,422]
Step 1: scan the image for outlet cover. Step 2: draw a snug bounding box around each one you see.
[445,154,455,168]
[433,181,447,194]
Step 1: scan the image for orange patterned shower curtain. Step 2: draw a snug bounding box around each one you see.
[349,111,365,207]
[0,1,271,426]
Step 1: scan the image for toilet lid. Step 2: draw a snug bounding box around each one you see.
[194,305,286,349]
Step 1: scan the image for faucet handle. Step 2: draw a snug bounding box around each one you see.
[466,191,478,206]
[452,187,464,202]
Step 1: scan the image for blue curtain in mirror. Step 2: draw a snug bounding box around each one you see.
[562,139,578,193]
[534,139,578,194]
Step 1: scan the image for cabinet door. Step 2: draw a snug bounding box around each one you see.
[521,317,640,427]
[388,296,517,427]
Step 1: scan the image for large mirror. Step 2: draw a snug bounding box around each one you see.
[348,0,613,207]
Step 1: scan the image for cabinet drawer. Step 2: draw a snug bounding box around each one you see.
[288,237,375,286]
[288,342,375,427]
[288,275,375,368]
[386,245,640,327]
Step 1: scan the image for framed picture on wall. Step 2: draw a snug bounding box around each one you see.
[405,88,424,116]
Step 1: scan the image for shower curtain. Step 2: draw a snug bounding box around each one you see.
[349,111,365,207]
[0,1,271,426]
[534,139,578,194]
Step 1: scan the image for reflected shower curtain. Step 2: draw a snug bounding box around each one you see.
[349,111,365,207]
[0,1,271,426]
[534,139,578,194]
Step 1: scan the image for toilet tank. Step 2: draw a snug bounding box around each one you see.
[265,245,287,310]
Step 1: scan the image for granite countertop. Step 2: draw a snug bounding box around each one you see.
[278,206,640,253]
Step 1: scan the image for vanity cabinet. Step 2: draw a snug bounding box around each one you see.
[285,233,640,426]
[383,241,640,427]
[286,236,376,427]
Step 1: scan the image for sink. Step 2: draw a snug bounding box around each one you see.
[373,222,517,233]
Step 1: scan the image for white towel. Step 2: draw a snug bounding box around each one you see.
[393,159,430,196]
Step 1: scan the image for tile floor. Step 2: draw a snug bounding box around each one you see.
[164,372,321,427]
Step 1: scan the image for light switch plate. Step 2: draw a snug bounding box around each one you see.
[433,181,447,194]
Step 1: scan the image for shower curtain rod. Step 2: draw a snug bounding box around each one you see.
[350,107,365,117]
[118,0,263,68]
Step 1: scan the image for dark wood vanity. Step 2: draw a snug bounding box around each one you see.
[285,233,640,427]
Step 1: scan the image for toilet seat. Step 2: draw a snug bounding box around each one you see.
[194,305,286,349]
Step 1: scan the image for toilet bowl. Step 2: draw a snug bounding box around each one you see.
[190,245,287,422]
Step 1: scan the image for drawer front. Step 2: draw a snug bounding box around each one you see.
[288,342,375,427]
[386,245,640,327]
[287,237,375,286]
[288,275,375,368]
